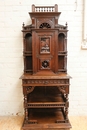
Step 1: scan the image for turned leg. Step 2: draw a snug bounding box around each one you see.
[65,94,69,122]
[24,95,28,123]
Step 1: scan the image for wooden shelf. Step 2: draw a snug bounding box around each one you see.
[28,109,67,124]
[28,95,65,108]
[58,69,67,72]
[58,54,67,56]
[24,54,32,56]
[58,51,67,55]
[24,69,33,72]
[27,102,65,108]
[27,87,66,108]
[28,94,65,102]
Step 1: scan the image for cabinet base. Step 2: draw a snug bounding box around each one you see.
[21,119,71,130]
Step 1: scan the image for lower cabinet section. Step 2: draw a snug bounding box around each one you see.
[21,74,71,130]
[22,115,71,130]
[26,108,69,124]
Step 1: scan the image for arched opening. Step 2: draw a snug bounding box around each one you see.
[25,33,32,52]
[39,23,51,29]
[58,33,65,52]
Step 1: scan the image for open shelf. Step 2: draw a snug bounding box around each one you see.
[27,108,66,124]
[27,87,66,108]
[27,96,65,108]
[58,51,67,56]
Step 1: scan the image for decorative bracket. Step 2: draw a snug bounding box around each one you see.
[26,86,35,94]
[58,86,66,94]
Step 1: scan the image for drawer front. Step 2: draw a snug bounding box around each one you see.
[22,79,69,94]
[22,79,69,86]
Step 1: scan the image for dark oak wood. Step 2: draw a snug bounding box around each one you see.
[21,4,71,130]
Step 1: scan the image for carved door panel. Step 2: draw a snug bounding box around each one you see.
[32,30,58,73]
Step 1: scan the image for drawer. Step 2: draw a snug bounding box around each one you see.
[22,79,69,86]
[22,80,69,94]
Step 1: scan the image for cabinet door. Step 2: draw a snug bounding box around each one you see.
[32,30,58,73]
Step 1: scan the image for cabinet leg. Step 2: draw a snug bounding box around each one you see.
[65,94,69,122]
[24,95,28,123]
[25,108,28,123]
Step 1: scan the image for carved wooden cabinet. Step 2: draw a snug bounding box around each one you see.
[20,4,71,130]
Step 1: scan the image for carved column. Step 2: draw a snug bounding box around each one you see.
[24,94,28,123]
[65,94,69,122]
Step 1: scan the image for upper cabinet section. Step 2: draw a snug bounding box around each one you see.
[22,4,68,74]
[29,4,61,29]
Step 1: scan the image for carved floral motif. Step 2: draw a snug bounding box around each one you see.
[23,79,69,85]
[26,86,35,94]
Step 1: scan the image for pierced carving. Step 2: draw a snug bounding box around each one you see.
[42,60,49,68]
[37,19,54,29]
[58,86,66,93]
[26,86,35,94]
[39,22,51,28]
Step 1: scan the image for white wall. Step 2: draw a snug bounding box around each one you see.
[0,0,87,116]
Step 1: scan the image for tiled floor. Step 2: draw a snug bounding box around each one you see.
[0,116,87,130]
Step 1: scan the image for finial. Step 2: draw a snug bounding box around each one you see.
[22,22,25,28]
[65,22,68,26]
[65,22,68,29]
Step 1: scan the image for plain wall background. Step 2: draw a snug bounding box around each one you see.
[0,0,87,116]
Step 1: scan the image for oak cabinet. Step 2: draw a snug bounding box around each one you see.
[20,4,71,130]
